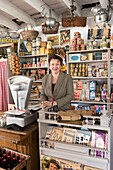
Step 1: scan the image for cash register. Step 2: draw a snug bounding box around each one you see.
[5,75,37,129]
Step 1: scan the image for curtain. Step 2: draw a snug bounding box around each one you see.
[0,60,9,111]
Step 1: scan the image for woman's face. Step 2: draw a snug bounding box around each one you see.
[49,59,61,75]
[49,163,58,170]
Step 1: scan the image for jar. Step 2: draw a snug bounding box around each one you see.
[47,41,52,49]
[32,39,36,47]
[102,36,107,42]
[36,37,41,46]
[36,46,40,55]
[32,47,36,55]
[110,35,113,48]
[103,42,108,49]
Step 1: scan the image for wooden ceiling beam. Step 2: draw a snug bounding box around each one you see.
[24,0,59,20]
[0,14,19,30]
[0,0,36,26]
[62,0,81,16]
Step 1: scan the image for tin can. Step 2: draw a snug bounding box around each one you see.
[74,32,81,39]
[77,38,84,45]
[72,39,77,44]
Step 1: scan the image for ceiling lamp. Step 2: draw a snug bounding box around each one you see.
[41,9,59,34]
[45,9,56,27]
[91,0,112,25]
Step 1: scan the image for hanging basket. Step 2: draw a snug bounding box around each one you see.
[62,16,87,27]
[41,22,59,34]
[20,25,39,41]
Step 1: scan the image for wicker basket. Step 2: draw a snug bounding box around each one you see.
[41,22,59,34]
[20,25,39,41]
[62,16,87,27]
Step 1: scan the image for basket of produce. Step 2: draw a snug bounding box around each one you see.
[41,22,59,34]
[20,24,39,41]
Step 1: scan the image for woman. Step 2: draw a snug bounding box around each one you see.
[40,54,74,111]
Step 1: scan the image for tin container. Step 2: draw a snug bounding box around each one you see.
[77,38,84,45]
[74,32,81,39]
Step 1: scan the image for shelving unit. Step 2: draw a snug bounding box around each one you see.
[19,54,49,100]
[38,110,113,170]
[66,48,113,111]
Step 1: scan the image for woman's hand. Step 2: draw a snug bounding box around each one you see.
[42,101,52,108]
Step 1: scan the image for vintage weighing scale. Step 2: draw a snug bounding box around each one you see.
[5,75,37,128]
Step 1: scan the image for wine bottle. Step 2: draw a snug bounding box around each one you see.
[7,155,12,169]
[12,157,17,168]
[2,158,7,169]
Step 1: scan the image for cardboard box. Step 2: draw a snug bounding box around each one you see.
[69,54,81,61]
[80,53,88,61]
[0,147,31,170]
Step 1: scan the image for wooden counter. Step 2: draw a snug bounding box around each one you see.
[0,122,38,170]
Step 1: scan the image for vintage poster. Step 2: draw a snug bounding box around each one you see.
[60,29,70,46]
[47,35,59,46]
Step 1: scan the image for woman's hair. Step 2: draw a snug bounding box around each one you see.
[49,54,63,66]
[49,159,60,169]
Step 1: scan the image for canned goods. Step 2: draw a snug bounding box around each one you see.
[77,38,84,45]
[72,39,77,44]
[76,45,80,51]
[81,44,86,50]
[69,44,76,51]
[74,32,81,39]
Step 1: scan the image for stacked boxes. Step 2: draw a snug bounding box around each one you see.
[69,32,86,51]
[89,81,96,100]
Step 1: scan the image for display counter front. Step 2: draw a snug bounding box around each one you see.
[0,122,39,170]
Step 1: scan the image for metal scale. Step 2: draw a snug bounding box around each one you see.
[5,75,37,128]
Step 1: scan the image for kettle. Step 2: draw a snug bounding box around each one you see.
[94,8,108,23]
